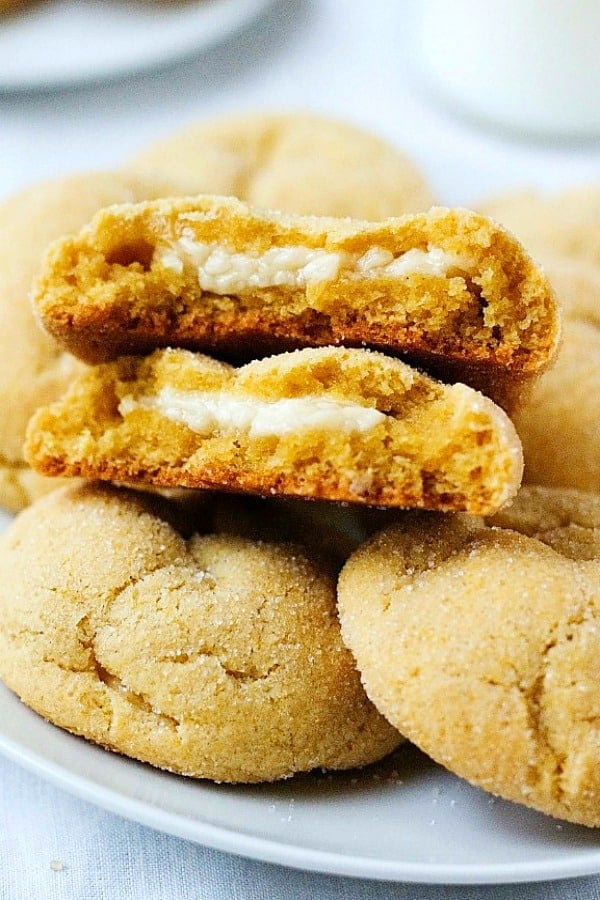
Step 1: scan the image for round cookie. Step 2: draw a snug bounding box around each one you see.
[0,170,199,513]
[511,257,600,492]
[338,488,600,826]
[0,483,401,782]
[480,185,600,266]
[128,110,435,218]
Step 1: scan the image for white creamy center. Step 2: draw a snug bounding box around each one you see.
[159,234,471,294]
[119,388,387,438]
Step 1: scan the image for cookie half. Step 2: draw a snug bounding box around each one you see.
[32,196,560,407]
[25,346,524,515]
[338,487,600,826]
[0,483,400,782]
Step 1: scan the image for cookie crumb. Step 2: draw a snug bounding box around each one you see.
[50,860,65,872]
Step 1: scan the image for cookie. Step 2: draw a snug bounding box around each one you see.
[0,483,400,782]
[511,257,600,492]
[25,345,523,515]
[487,484,600,560]
[128,111,434,219]
[480,185,600,266]
[31,195,560,407]
[0,171,200,513]
[337,487,600,826]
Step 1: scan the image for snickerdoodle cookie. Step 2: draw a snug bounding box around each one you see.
[510,257,600,492]
[480,184,600,266]
[338,486,600,826]
[0,483,400,782]
[32,195,560,407]
[487,484,600,559]
[25,346,524,515]
[128,111,434,219]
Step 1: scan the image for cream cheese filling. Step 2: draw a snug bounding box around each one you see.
[119,387,387,438]
[158,233,472,294]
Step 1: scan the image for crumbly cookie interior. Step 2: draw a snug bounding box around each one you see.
[25,346,523,515]
[33,198,559,403]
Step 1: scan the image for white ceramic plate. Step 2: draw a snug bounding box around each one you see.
[0,0,275,91]
[1,676,600,884]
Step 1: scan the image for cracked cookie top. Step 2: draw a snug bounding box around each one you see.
[127,110,435,220]
[337,487,600,826]
[0,482,400,782]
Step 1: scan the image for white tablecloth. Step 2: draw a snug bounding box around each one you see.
[2,755,600,899]
[1,1,600,897]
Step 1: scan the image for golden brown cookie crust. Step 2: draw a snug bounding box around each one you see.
[25,346,524,515]
[338,488,600,826]
[128,110,435,219]
[0,483,400,782]
[32,196,560,407]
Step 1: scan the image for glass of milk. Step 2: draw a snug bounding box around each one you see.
[415,0,600,136]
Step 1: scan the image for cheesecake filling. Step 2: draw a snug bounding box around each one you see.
[158,233,473,293]
[119,387,387,438]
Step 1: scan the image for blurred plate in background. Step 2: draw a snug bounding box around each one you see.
[0,0,276,91]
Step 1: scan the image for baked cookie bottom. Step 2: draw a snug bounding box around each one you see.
[32,196,560,408]
[338,485,600,827]
[25,346,524,515]
[0,483,401,782]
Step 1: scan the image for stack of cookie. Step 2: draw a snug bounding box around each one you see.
[25,195,558,512]
[1,113,599,828]
[0,112,434,513]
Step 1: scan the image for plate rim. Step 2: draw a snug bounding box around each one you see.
[0,0,276,91]
[2,689,600,886]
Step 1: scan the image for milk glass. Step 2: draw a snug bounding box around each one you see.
[415,0,600,136]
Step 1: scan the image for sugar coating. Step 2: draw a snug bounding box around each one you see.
[511,257,600,493]
[480,185,600,267]
[0,483,401,782]
[127,110,434,220]
[338,486,600,826]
